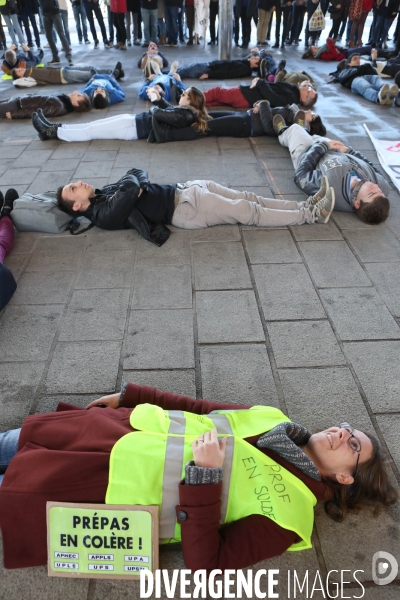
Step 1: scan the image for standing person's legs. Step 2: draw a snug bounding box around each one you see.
[2,15,17,45]
[113,12,126,44]
[73,4,83,41]
[28,11,41,46]
[165,5,178,44]
[209,0,218,42]
[125,10,131,43]
[204,86,250,108]
[19,10,33,46]
[107,4,114,42]
[0,215,17,312]
[42,14,60,59]
[278,124,328,168]
[9,13,26,44]
[141,8,151,44]
[171,181,313,228]
[52,13,72,58]
[0,428,21,481]
[60,9,71,45]
[149,8,158,41]
[92,1,109,42]
[57,114,138,141]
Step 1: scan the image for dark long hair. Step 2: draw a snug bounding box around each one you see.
[323,433,398,522]
[186,87,212,134]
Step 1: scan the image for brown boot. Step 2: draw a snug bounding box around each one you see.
[159,33,166,45]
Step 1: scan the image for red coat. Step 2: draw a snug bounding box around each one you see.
[318,37,346,61]
[0,384,329,570]
[111,0,127,12]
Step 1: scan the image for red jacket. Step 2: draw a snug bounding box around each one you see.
[317,37,346,61]
[0,384,328,570]
[111,0,127,12]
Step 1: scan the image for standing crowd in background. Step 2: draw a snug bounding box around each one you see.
[1,0,400,54]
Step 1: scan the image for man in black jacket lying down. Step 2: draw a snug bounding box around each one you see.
[56,167,335,247]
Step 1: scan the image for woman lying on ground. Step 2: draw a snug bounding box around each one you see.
[302,37,396,61]
[0,383,397,570]
[150,98,326,143]
[31,86,211,142]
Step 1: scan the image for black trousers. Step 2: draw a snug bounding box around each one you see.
[83,0,108,43]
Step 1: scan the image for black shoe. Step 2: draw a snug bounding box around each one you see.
[112,68,120,79]
[280,43,285,48]
[37,108,61,128]
[395,93,400,107]
[277,59,286,72]
[32,112,59,141]
[208,40,215,45]
[272,42,279,48]
[47,58,61,65]
[259,57,270,78]
[0,189,18,217]
[395,71,400,87]
[114,61,122,73]
[147,129,156,143]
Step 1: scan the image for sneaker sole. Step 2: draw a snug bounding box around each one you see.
[319,188,335,224]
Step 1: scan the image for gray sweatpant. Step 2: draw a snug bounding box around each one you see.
[171,180,313,229]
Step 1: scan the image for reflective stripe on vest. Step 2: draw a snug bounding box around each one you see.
[106,404,317,551]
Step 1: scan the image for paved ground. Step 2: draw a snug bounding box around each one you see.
[0,19,399,600]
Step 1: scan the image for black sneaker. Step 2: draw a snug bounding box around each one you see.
[0,189,18,217]
[47,58,61,65]
[259,57,270,78]
[277,59,286,72]
[114,61,122,73]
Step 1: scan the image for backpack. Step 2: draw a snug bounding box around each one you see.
[10,191,93,234]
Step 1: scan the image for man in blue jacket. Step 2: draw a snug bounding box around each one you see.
[81,67,125,109]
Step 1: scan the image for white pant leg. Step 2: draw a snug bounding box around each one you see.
[172,181,313,228]
[278,124,330,170]
[57,115,138,141]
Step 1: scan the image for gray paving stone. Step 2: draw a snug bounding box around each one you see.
[59,288,129,341]
[190,224,241,242]
[136,232,191,266]
[362,589,400,600]
[0,167,40,185]
[299,241,371,287]
[74,160,113,179]
[132,265,192,309]
[315,500,400,583]
[12,232,40,253]
[279,367,373,434]
[376,414,400,471]
[196,290,264,343]
[10,271,75,305]
[25,236,86,272]
[122,370,196,397]
[331,211,373,229]
[0,145,26,158]
[365,263,400,317]
[82,150,118,162]
[192,242,252,290]
[0,305,63,361]
[253,263,326,320]
[200,344,279,406]
[86,228,138,250]
[0,540,90,600]
[3,252,29,279]
[290,220,343,241]
[16,149,54,166]
[344,341,400,413]
[75,249,134,289]
[320,288,400,341]
[27,170,75,194]
[243,229,302,263]
[0,363,45,429]
[267,321,346,368]
[35,393,99,413]
[345,228,400,262]
[45,341,121,393]
[124,309,194,369]
[50,142,90,159]
[41,158,81,172]
[227,162,268,186]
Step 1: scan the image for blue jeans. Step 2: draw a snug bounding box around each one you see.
[351,74,385,103]
[164,4,179,44]
[177,62,209,78]
[0,263,17,310]
[0,428,21,484]
[373,14,392,46]
[60,8,71,44]
[158,17,166,35]
[141,8,158,44]
[72,3,89,42]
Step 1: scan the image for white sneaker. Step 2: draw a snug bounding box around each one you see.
[169,60,179,74]
[312,188,335,224]
[378,83,390,105]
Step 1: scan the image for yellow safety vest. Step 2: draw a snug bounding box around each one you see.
[106,404,317,551]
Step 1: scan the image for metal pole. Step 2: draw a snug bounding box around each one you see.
[218,0,232,60]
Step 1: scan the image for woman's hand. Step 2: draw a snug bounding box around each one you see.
[192,429,227,468]
[86,393,120,409]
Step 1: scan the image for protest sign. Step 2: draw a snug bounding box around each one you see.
[364,124,400,192]
[47,502,158,579]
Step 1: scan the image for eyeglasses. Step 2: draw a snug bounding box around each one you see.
[340,422,362,477]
